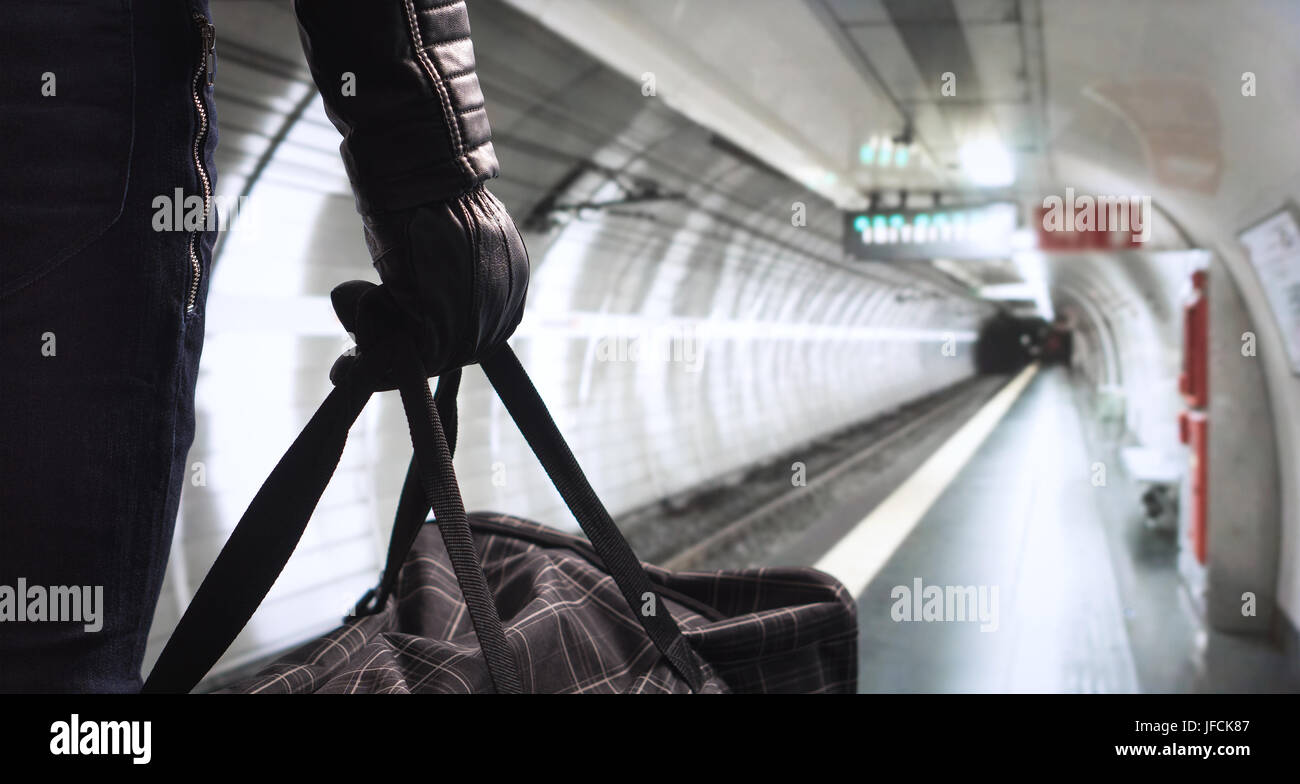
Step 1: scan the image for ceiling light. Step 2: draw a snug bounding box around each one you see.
[859,135,879,165]
[959,137,1015,187]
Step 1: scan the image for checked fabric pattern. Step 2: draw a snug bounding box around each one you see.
[229,513,858,694]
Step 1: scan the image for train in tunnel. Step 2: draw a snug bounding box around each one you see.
[975,312,1074,373]
[1,0,1298,754]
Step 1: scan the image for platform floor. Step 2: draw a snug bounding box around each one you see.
[801,365,1297,693]
[836,366,1137,691]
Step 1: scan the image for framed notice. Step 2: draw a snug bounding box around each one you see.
[1238,203,1300,375]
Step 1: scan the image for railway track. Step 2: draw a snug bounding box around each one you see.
[618,376,1007,571]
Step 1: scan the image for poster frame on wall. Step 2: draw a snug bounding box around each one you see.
[1237,200,1300,376]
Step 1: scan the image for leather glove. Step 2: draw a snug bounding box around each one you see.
[330,186,529,386]
[293,0,526,382]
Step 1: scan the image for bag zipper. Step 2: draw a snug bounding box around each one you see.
[186,13,216,315]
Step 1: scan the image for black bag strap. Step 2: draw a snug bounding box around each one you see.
[142,377,373,693]
[365,354,706,690]
[480,347,707,691]
[143,349,523,693]
[391,360,523,693]
[355,368,460,617]
[144,344,703,692]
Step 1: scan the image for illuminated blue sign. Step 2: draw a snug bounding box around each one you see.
[844,202,1018,260]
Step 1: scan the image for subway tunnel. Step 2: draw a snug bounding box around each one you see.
[118,0,1300,694]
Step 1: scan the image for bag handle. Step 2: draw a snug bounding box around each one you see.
[144,341,705,692]
[354,367,460,617]
[480,347,707,691]
[391,359,523,693]
[370,353,706,690]
[142,376,373,693]
[144,344,524,693]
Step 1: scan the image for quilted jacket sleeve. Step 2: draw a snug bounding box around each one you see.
[293,0,499,214]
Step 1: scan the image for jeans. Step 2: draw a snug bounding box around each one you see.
[0,0,217,692]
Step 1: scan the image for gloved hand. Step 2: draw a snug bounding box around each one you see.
[330,185,529,387]
[293,0,528,383]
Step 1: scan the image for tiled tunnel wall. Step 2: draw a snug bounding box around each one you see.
[1050,249,1202,454]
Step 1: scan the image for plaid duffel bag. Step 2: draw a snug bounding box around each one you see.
[227,513,857,694]
[143,293,857,694]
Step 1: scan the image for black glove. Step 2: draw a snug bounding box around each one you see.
[330,186,529,386]
[293,0,526,382]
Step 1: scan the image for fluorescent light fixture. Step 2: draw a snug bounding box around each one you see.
[978,283,1038,300]
[1012,250,1055,320]
[959,137,1015,187]
[800,168,837,189]
[1010,227,1037,251]
[859,135,879,164]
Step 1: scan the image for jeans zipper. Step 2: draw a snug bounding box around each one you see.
[187,13,216,315]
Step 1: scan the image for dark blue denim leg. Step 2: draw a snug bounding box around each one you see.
[0,0,217,692]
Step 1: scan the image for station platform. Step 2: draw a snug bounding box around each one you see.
[802,366,1298,693]
[827,366,1140,692]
